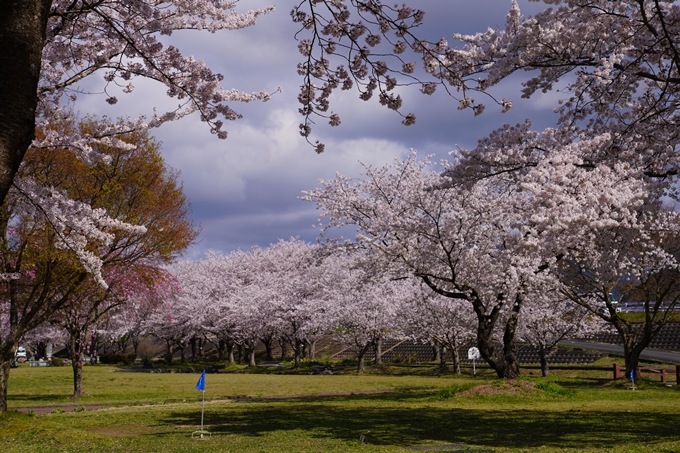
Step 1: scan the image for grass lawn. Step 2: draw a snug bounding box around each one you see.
[1,360,679,452]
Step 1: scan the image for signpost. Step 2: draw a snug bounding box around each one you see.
[468,347,481,378]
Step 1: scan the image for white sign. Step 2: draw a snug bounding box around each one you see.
[467,347,481,360]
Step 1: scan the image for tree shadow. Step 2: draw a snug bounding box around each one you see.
[158,394,680,450]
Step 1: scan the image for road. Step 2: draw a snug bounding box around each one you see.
[559,340,680,364]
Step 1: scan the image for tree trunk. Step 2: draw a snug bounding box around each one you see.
[178,342,186,364]
[36,341,47,360]
[217,339,225,361]
[262,337,274,361]
[293,338,303,368]
[248,346,257,368]
[190,336,197,362]
[439,344,447,370]
[357,351,366,373]
[165,340,173,364]
[69,331,86,400]
[500,297,522,379]
[132,337,140,358]
[539,349,550,377]
[279,339,288,360]
[374,338,382,366]
[473,294,522,379]
[308,339,317,360]
[0,0,52,208]
[432,343,440,363]
[0,359,11,413]
[226,340,235,365]
[450,341,461,375]
[238,344,245,364]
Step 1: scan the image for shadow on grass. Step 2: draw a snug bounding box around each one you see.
[159,394,680,451]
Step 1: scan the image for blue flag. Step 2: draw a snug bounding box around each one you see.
[196,369,206,391]
[629,369,635,381]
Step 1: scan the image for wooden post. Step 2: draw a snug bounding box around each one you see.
[676,365,680,386]
[613,363,623,379]
[661,368,667,384]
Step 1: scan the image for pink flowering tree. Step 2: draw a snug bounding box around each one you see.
[305,153,545,378]
[1,1,273,211]
[516,280,605,377]
[399,282,477,373]
[255,239,333,368]
[553,203,680,376]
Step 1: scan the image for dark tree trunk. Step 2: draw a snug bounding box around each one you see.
[68,331,87,400]
[501,298,522,379]
[374,338,382,366]
[293,338,303,368]
[132,337,140,358]
[539,348,550,377]
[450,340,461,375]
[278,338,287,360]
[356,345,370,373]
[439,344,447,370]
[473,294,522,379]
[0,0,52,207]
[237,344,244,364]
[432,343,440,363]
[0,357,12,413]
[217,339,225,361]
[190,336,197,362]
[262,337,274,361]
[36,341,47,360]
[178,342,186,364]
[165,340,173,364]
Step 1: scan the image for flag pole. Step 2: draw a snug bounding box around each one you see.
[201,389,205,435]
[192,369,210,439]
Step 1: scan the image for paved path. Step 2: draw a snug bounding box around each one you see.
[559,340,680,364]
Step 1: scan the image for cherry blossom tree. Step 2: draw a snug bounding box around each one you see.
[516,282,604,377]
[295,0,680,175]
[325,256,408,373]
[554,202,680,376]
[255,239,333,368]
[1,1,274,212]
[399,282,476,373]
[306,153,544,378]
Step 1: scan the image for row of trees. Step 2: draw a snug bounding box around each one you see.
[95,238,600,379]
[3,0,680,410]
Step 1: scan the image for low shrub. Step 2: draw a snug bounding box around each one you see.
[99,353,136,365]
[435,382,478,400]
[50,357,64,367]
[535,381,576,396]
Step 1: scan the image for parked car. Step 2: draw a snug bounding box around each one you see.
[15,346,27,363]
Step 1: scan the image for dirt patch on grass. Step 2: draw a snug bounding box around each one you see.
[457,379,536,396]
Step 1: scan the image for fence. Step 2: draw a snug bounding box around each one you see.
[613,363,680,384]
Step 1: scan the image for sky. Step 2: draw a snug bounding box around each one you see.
[77,0,560,259]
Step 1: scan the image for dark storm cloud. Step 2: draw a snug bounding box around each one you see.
[76,1,559,259]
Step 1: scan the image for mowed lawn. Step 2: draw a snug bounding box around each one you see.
[1,363,679,452]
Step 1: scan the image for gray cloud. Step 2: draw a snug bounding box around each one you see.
[73,1,558,258]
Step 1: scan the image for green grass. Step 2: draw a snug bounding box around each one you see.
[1,363,679,452]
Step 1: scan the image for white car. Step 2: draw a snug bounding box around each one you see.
[15,346,27,362]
